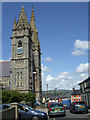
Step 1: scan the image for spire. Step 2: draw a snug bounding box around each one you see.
[30,5,36,31]
[22,2,24,8]
[13,17,16,30]
[17,5,29,28]
[31,4,35,20]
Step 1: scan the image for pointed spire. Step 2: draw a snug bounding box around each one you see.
[13,17,16,30]
[17,5,29,28]
[22,2,24,8]
[30,5,40,46]
[30,5,36,31]
[31,4,35,20]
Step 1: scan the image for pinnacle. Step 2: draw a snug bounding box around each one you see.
[31,5,35,19]
[22,2,24,9]
[17,5,29,28]
[13,17,16,30]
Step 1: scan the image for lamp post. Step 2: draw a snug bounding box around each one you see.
[46,84,48,100]
[55,88,57,102]
[10,71,12,90]
[33,71,37,100]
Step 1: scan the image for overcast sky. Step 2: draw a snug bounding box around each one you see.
[1,2,89,91]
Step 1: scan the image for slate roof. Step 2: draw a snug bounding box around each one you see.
[71,90,81,95]
[84,76,90,82]
[42,92,71,99]
[0,61,11,77]
[79,76,90,85]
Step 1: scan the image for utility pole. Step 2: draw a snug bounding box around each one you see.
[45,84,48,108]
[55,88,57,102]
[47,84,48,100]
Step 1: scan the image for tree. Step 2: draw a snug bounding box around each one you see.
[2,89,36,104]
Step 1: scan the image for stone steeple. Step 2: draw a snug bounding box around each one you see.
[17,5,29,28]
[30,5,37,32]
[30,5,40,48]
[13,17,16,30]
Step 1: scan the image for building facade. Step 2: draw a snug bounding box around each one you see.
[79,77,90,108]
[0,61,11,88]
[71,88,81,103]
[0,6,42,101]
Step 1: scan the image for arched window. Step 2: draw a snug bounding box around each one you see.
[18,41,22,47]
[21,72,22,80]
[9,81,10,85]
[17,41,23,55]
[17,72,19,80]
[17,82,19,86]
[21,82,22,86]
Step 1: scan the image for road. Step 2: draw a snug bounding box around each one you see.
[49,109,89,120]
[36,107,89,120]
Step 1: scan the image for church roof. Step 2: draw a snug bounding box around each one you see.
[0,61,11,77]
[71,90,81,95]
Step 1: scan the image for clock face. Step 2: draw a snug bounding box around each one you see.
[17,47,23,55]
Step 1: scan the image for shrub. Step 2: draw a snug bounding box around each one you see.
[2,90,36,104]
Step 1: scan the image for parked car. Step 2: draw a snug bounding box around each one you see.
[70,101,88,114]
[0,104,10,111]
[47,102,52,108]
[48,102,66,118]
[62,99,71,109]
[1,103,48,120]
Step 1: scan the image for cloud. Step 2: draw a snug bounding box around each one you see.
[60,72,69,75]
[41,64,50,81]
[43,57,53,62]
[74,40,88,50]
[46,74,54,82]
[75,63,88,73]
[72,50,86,56]
[71,39,89,56]
[58,72,71,79]
[41,64,48,72]
[41,63,89,91]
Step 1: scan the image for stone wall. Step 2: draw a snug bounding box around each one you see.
[0,102,18,119]
[0,107,15,119]
[0,76,10,88]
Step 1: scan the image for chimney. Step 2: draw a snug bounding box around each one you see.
[73,88,75,91]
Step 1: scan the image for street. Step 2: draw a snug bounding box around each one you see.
[36,107,89,120]
[49,109,89,120]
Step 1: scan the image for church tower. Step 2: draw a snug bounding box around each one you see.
[30,6,42,100]
[10,5,42,100]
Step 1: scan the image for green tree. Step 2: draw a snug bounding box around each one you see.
[10,91,23,103]
[2,89,36,104]
[23,92,36,103]
[2,90,11,103]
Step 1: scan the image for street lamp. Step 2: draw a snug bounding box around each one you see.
[46,84,48,100]
[33,70,37,100]
[55,88,57,102]
[10,71,12,90]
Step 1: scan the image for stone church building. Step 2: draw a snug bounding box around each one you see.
[0,5,42,101]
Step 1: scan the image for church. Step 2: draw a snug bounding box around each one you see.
[0,5,42,101]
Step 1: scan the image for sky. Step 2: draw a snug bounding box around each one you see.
[1,2,89,91]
